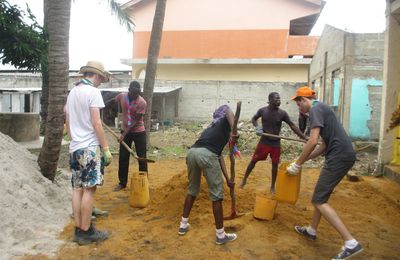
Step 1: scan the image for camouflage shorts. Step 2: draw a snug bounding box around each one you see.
[69,146,104,188]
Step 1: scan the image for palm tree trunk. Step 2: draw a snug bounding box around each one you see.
[39,0,49,135]
[142,0,167,146]
[38,0,71,181]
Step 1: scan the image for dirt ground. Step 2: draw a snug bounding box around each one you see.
[22,125,400,260]
[23,160,400,259]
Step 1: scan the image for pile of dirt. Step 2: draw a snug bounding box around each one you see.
[49,157,400,259]
[0,132,71,260]
[149,170,257,219]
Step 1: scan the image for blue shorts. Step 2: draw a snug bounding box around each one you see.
[69,146,104,188]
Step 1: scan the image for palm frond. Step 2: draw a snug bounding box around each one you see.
[105,0,135,32]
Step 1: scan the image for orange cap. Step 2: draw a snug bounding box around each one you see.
[291,86,316,100]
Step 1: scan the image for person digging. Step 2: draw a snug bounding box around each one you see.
[239,92,307,193]
[178,105,239,245]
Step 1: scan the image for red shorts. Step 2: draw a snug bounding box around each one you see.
[251,143,280,164]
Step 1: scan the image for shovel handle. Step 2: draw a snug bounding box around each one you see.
[259,132,307,143]
[102,122,155,163]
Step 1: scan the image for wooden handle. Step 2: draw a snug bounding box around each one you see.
[102,122,155,163]
[260,132,307,143]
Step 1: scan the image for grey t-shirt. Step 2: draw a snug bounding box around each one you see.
[309,101,356,162]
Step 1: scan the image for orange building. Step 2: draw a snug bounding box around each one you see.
[121,0,322,120]
[122,0,320,80]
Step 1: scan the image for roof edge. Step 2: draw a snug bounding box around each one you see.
[121,58,312,65]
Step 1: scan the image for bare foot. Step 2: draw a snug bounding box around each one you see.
[239,179,246,189]
[270,186,276,194]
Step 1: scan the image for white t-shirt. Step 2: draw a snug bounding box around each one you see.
[66,84,105,152]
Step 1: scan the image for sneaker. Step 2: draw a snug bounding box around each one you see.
[294,226,317,241]
[76,224,110,245]
[92,207,109,217]
[332,244,363,260]
[72,227,80,242]
[113,184,126,192]
[215,233,237,245]
[178,224,190,235]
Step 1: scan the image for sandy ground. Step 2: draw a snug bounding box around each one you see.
[20,154,400,260]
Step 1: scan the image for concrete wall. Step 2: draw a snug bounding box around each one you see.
[133,64,310,82]
[0,73,42,88]
[0,73,305,122]
[156,80,304,121]
[0,113,40,141]
[0,72,133,113]
[309,25,384,140]
[0,72,133,90]
[378,0,400,166]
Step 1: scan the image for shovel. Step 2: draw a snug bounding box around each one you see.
[102,122,155,163]
[224,101,244,220]
[258,132,307,143]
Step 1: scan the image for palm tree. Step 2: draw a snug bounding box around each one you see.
[143,0,167,145]
[37,0,71,181]
[38,0,134,181]
[39,0,49,136]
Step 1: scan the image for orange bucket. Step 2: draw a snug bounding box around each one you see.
[129,171,150,208]
[274,162,302,204]
[253,194,277,220]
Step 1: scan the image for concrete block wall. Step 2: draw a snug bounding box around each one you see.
[0,113,40,141]
[0,73,42,89]
[348,33,383,140]
[309,25,346,79]
[0,73,305,124]
[309,25,384,140]
[0,72,133,90]
[157,80,304,121]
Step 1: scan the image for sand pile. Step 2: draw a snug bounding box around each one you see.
[0,132,71,260]
[149,170,256,218]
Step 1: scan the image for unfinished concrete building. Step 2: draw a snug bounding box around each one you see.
[309,25,384,140]
[378,0,400,181]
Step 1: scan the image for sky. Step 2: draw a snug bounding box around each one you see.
[3,0,133,70]
[1,0,387,71]
[310,0,386,35]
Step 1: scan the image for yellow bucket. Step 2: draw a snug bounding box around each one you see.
[253,194,277,220]
[129,171,150,208]
[274,162,301,204]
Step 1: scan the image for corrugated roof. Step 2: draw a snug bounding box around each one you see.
[99,85,181,94]
[0,87,41,92]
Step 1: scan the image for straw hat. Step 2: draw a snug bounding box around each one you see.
[79,61,111,83]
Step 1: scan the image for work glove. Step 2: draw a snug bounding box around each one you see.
[286,162,301,176]
[255,126,263,136]
[102,147,113,166]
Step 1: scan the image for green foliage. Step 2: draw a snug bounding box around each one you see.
[105,0,134,32]
[0,0,46,70]
[181,121,204,132]
[148,145,188,158]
